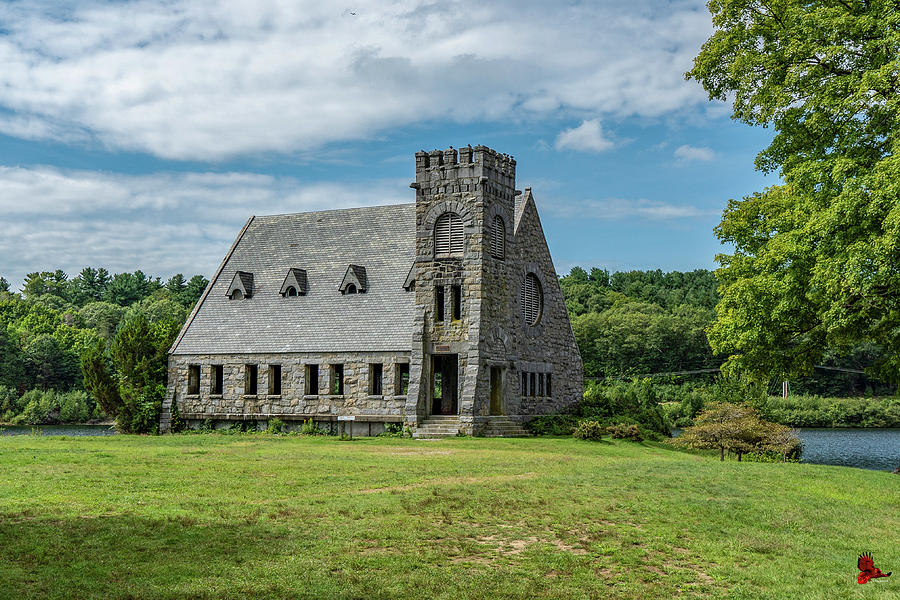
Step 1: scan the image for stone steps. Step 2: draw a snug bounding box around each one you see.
[413,416,462,439]
[480,417,530,438]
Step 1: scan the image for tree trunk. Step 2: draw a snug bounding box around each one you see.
[720,447,725,461]
[737,451,742,462]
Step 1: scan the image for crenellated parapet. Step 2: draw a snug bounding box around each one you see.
[414,145,516,199]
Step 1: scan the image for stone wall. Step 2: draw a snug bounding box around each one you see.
[164,351,411,432]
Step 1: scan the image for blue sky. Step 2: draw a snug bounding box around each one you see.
[0,0,777,290]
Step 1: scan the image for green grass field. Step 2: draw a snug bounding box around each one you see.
[0,434,897,599]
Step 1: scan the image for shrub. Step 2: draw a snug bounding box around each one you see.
[299,418,328,436]
[58,390,93,422]
[524,414,579,436]
[573,420,605,441]
[607,423,643,441]
[377,422,405,437]
[266,418,284,434]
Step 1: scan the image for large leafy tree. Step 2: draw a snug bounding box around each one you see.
[690,0,900,383]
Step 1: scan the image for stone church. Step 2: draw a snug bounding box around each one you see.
[160,145,583,437]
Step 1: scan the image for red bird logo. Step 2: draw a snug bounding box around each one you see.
[858,552,892,584]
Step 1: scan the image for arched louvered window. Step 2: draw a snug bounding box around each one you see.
[521,273,543,326]
[434,212,464,257]
[490,215,506,260]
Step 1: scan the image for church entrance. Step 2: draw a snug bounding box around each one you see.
[431,354,458,415]
[489,367,503,415]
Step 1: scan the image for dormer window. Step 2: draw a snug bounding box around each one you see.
[226,271,253,300]
[280,268,308,297]
[434,212,464,257]
[339,265,367,294]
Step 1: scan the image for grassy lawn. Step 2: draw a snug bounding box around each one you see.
[0,434,897,599]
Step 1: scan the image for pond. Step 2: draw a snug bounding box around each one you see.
[672,427,900,472]
[0,424,117,437]
[796,428,900,472]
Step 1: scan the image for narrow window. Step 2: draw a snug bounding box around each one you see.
[211,365,223,395]
[530,372,536,397]
[268,365,282,395]
[546,373,552,397]
[490,215,506,260]
[451,285,461,320]
[538,373,545,396]
[521,273,544,325]
[395,363,410,395]
[331,364,344,395]
[245,364,258,395]
[435,285,445,322]
[369,363,383,395]
[188,365,200,395]
[305,364,319,395]
[521,372,527,396]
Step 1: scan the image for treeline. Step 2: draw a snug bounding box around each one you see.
[560,267,721,379]
[559,267,894,397]
[0,268,207,426]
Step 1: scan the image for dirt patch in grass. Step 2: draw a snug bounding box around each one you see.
[358,473,536,494]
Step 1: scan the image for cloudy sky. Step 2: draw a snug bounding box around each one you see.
[0,0,776,290]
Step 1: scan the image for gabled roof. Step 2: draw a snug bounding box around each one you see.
[280,268,308,296]
[171,203,416,354]
[226,271,254,298]
[339,264,368,293]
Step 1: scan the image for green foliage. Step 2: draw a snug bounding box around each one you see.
[523,414,579,436]
[25,334,81,391]
[690,0,900,384]
[376,422,406,437]
[81,339,122,418]
[79,302,126,342]
[9,389,96,425]
[607,423,643,442]
[579,379,669,438]
[672,402,802,462]
[761,395,900,428]
[299,417,329,436]
[266,418,284,434]
[573,420,605,441]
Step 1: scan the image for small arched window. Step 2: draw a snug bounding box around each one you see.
[285,286,298,297]
[434,212,464,257]
[230,289,243,300]
[345,283,357,294]
[490,215,506,260]
[521,273,543,326]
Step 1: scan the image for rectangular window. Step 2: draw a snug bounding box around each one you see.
[435,285,445,322]
[521,371,527,396]
[187,365,200,395]
[245,364,258,395]
[369,363,383,395]
[305,364,319,395]
[538,373,545,396]
[451,285,461,320]
[530,372,537,397]
[211,365,223,395]
[395,363,410,395]
[331,364,344,395]
[268,365,282,395]
[546,373,552,397]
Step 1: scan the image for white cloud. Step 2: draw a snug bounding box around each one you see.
[0,166,410,289]
[539,196,717,220]
[554,119,615,153]
[673,144,715,163]
[0,0,713,160]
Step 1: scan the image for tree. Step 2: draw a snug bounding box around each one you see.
[689,1,900,383]
[181,275,209,308]
[0,277,9,293]
[71,267,110,305]
[81,339,122,418]
[673,402,801,461]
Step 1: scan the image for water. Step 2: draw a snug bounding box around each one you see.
[0,424,117,437]
[671,427,900,472]
[795,428,900,472]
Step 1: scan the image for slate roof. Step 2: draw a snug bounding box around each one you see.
[171,203,417,354]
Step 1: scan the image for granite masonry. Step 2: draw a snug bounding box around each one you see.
[161,145,583,436]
